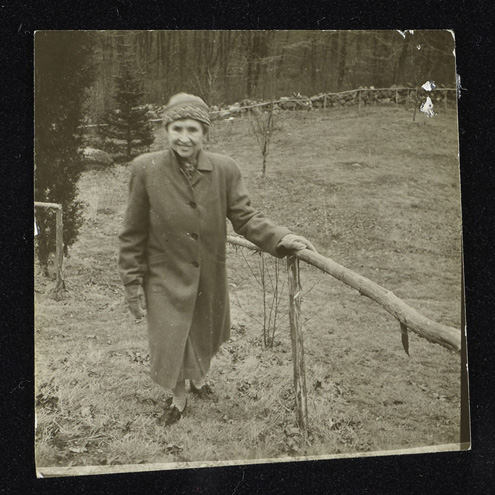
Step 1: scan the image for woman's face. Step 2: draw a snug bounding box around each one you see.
[167,118,205,161]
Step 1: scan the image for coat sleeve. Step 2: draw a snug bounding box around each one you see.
[118,160,150,286]
[226,161,292,258]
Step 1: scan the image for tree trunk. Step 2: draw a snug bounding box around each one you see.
[329,32,339,90]
[310,35,317,94]
[394,32,412,86]
[337,31,347,90]
[246,32,254,97]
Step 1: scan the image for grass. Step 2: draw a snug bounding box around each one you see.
[35,106,463,471]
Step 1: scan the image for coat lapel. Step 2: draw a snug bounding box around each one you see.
[191,149,212,187]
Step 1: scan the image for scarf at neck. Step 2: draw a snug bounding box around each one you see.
[173,150,198,181]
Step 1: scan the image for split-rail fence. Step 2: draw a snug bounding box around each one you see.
[226,235,461,439]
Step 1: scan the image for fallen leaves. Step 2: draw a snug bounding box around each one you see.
[36,393,59,411]
[80,406,92,418]
[164,444,183,455]
[69,446,88,454]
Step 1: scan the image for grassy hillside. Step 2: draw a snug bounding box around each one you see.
[35,106,463,471]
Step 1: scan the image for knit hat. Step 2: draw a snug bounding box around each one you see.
[162,93,211,127]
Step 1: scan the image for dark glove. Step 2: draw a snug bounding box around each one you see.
[277,234,317,256]
[124,282,147,321]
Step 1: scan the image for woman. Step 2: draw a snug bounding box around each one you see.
[119,93,315,426]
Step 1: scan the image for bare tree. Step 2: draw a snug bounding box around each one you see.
[249,104,276,177]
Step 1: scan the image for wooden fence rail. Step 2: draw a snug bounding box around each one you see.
[208,86,457,116]
[78,86,457,129]
[226,235,461,434]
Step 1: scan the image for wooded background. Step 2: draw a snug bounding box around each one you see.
[85,30,456,122]
[34,30,457,266]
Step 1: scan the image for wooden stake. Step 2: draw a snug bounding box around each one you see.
[400,322,410,355]
[358,90,362,111]
[287,256,308,438]
[323,95,327,111]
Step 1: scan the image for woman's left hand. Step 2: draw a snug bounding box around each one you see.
[278,234,317,253]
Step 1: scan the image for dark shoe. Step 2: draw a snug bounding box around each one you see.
[190,382,216,400]
[157,397,186,426]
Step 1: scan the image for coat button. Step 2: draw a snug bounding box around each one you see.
[192,261,199,267]
[190,233,198,240]
[189,201,197,208]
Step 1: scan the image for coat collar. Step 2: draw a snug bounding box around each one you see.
[196,149,213,171]
[167,149,212,172]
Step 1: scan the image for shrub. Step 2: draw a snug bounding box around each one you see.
[34,31,94,271]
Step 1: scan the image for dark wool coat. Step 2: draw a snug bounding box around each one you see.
[119,149,291,389]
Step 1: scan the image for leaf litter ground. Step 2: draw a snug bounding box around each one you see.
[35,106,463,469]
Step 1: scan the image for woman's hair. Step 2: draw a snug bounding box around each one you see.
[165,120,209,135]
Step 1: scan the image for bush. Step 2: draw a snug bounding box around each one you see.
[34,32,94,270]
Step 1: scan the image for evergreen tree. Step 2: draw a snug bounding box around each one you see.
[101,57,155,161]
[35,31,94,271]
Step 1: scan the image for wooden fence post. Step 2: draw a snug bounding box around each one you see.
[287,255,308,438]
[323,95,327,112]
[358,90,362,111]
[34,201,65,293]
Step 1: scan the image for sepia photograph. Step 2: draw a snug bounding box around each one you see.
[34,30,467,477]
